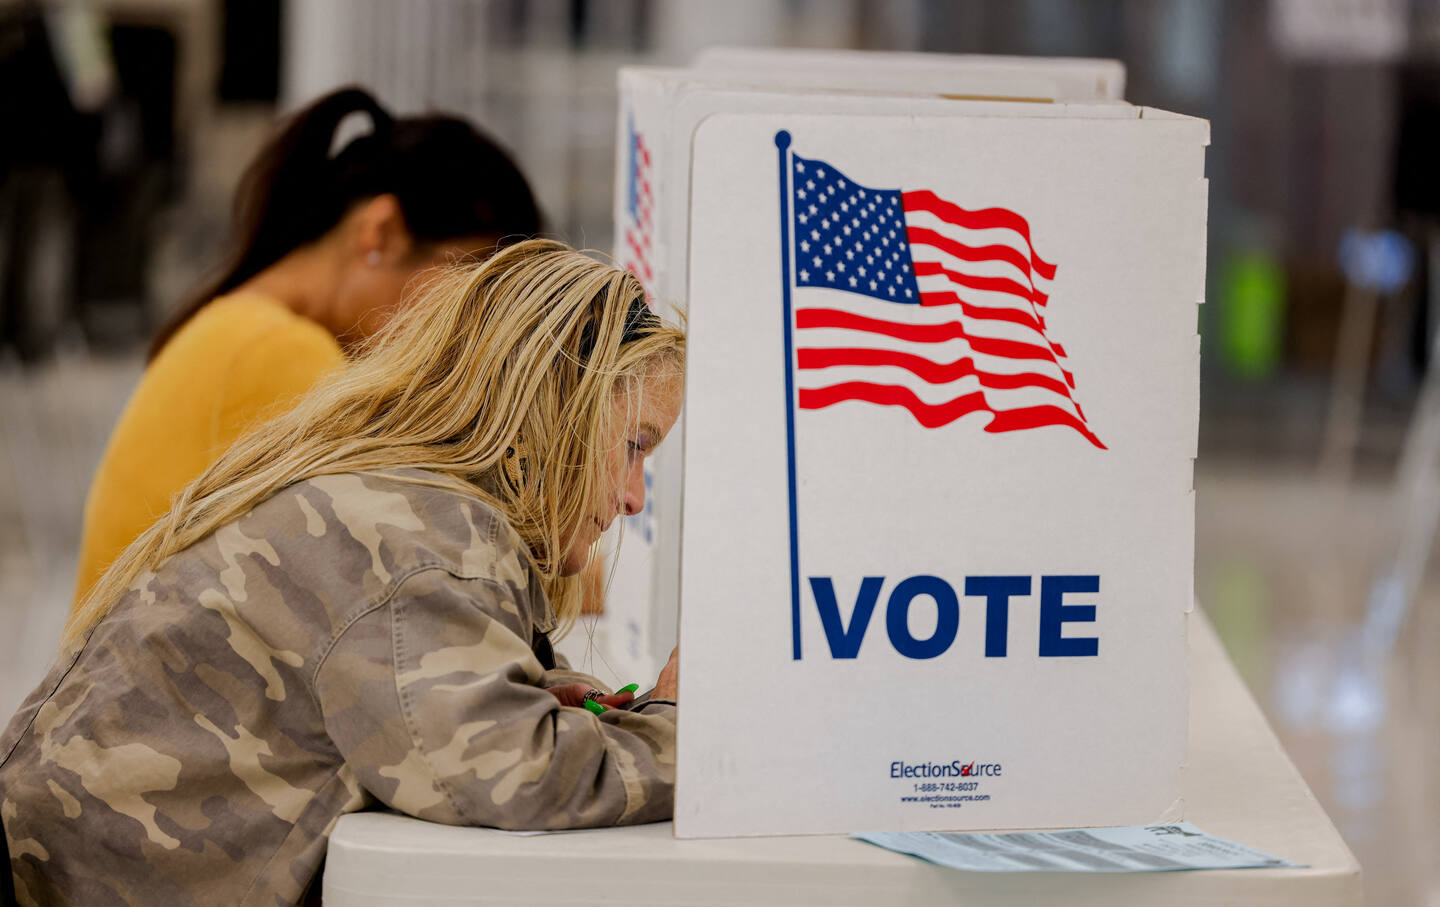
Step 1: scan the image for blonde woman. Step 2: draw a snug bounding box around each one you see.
[0,241,683,906]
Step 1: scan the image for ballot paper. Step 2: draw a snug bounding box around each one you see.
[855,822,1303,872]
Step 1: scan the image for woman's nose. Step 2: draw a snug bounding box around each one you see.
[622,462,646,516]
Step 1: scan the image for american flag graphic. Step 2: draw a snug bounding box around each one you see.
[786,151,1105,449]
[621,118,655,290]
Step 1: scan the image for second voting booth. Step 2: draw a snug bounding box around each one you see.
[589,52,1208,838]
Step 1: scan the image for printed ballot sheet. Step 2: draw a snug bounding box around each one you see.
[677,110,1207,837]
[856,823,1304,872]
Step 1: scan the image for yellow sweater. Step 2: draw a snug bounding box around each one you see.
[73,293,343,607]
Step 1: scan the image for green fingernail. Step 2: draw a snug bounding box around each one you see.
[583,700,607,715]
[618,683,639,694]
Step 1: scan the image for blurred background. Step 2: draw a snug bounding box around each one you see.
[0,0,1437,902]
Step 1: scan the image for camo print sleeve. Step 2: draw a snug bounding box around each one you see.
[316,566,676,830]
[542,654,615,692]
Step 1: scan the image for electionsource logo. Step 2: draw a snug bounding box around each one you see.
[890,759,1003,779]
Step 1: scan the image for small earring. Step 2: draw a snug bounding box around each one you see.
[365,251,382,268]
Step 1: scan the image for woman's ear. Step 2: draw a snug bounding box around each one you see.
[352,193,414,266]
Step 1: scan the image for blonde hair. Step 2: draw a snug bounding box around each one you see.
[64,239,684,646]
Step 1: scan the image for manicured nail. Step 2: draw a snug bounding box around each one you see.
[583,700,608,715]
[618,683,639,694]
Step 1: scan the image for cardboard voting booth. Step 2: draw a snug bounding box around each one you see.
[584,60,1144,687]
[598,54,1207,837]
[692,46,1127,102]
[676,109,1205,837]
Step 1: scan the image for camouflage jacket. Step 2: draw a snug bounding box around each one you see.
[0,469,676,906]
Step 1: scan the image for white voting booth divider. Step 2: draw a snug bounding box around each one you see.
[569,53,1207,837]
[563,54,1139,689]
[691,46,1128,101]
[676,109,1204,836]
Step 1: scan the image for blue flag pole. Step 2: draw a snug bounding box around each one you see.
[776,130,802,660]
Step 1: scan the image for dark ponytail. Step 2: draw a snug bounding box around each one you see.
[149,86,542,360]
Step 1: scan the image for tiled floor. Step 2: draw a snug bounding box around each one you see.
[1,351,1437,904]
[1197,468,1440,906]
[0,351,141,722]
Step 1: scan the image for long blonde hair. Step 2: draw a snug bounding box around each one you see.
[64,239,684,646]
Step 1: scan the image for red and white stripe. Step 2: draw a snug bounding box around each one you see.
[795,191,1104,449]
[622,132,655,290]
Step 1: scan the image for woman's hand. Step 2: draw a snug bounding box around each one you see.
[545,647,677,711]
[546,683,634,710]
[653,647,678,702]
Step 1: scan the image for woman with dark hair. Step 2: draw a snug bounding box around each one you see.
[72,86,541,608]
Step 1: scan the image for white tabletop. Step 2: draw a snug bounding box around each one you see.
[323,610,1362,906]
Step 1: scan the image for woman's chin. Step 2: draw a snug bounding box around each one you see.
[558,549,590,577]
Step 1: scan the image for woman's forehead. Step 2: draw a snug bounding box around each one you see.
[615,373,683,432]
